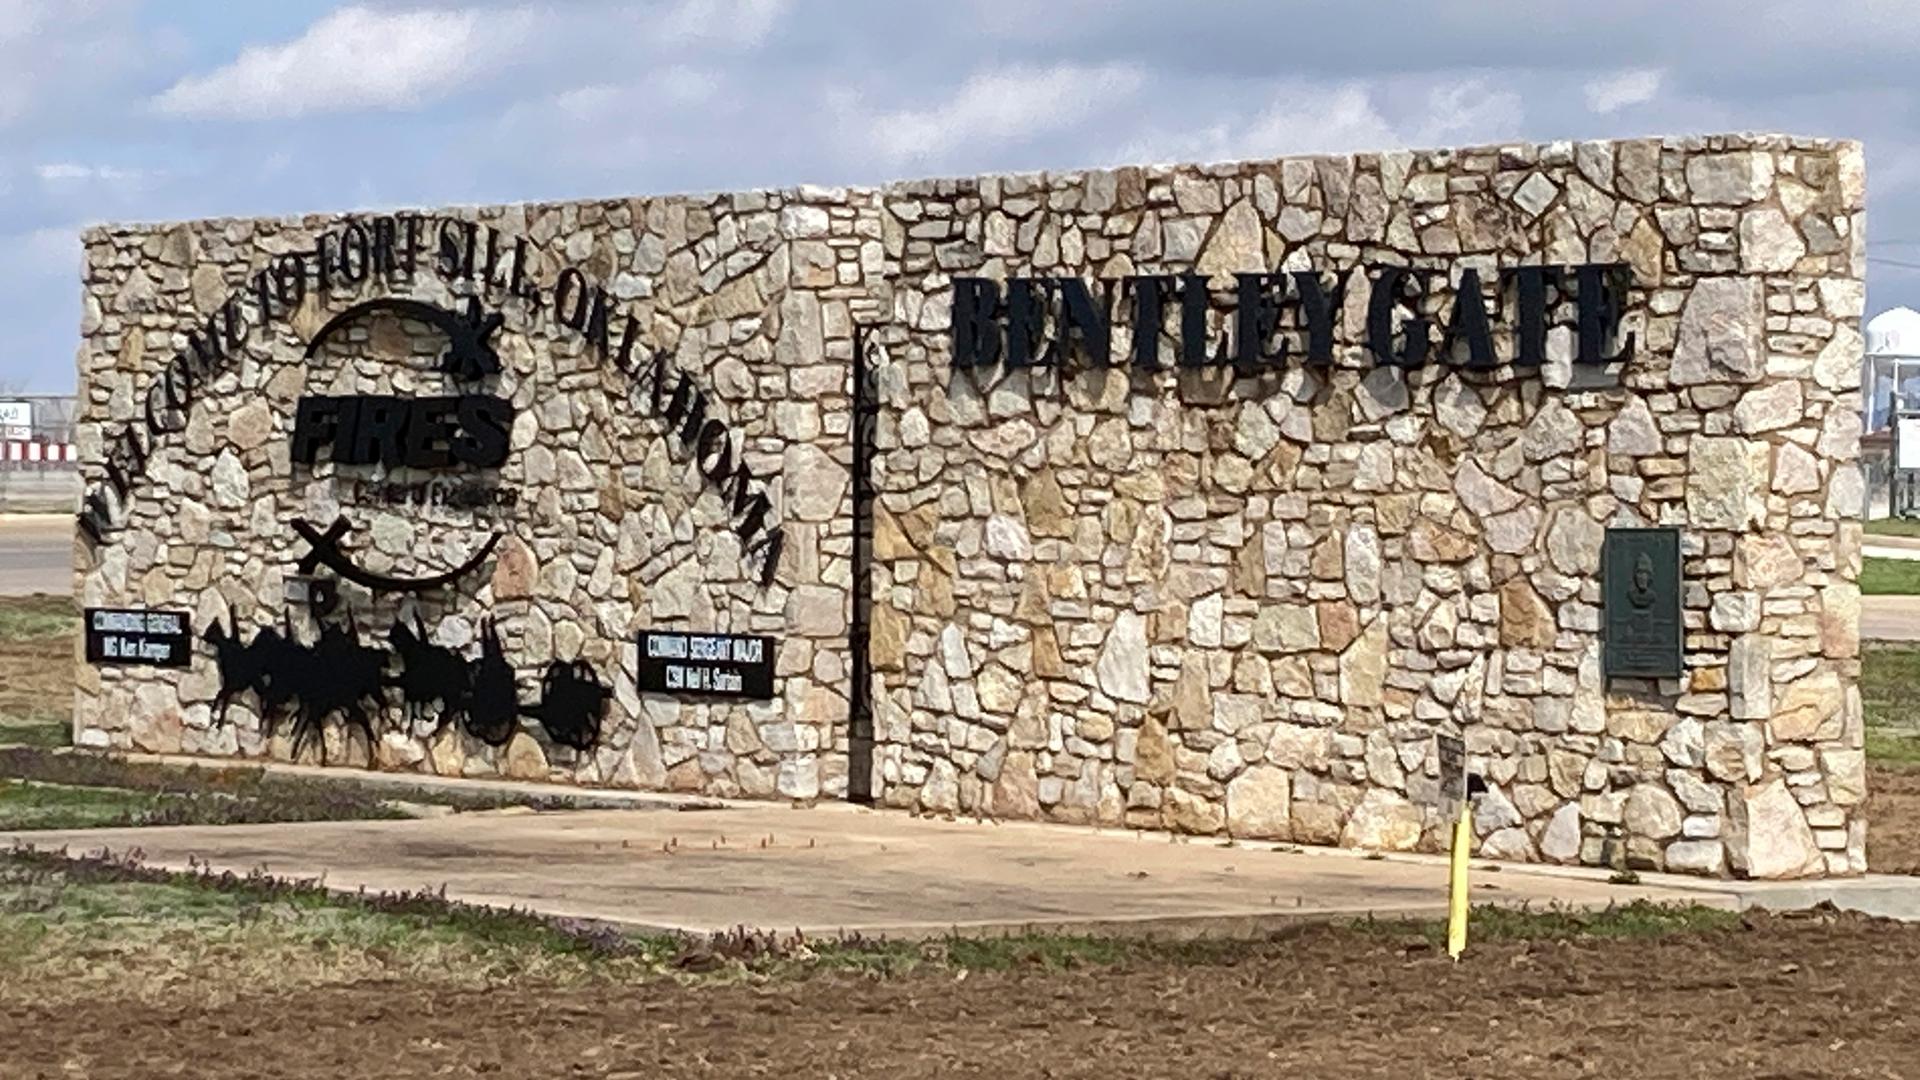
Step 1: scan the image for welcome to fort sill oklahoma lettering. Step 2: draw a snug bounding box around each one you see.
[78,212,785,586]
[949,263,1636,372]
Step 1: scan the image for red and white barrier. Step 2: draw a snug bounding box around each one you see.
[1,441,77,464]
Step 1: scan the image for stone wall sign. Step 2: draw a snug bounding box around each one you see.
[73,132,1869,879]
[1602,527,1685,680]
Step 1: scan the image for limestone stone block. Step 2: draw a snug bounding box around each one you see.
[1188,592,1225,648]
[867,606,908,673]
[1728,635,1772,720]
[1227,766,1291,839]
[1735,533,1804,590]
[1772,671,1842,742]
[1730,778,1824,879]
[984,514,1031,560]
[1339,788,1423,851]
[1096,611,1150,704]
[1624,784,1683,839]
[1196,198,1264,275]
[1685,152,1774,205]
[1665,840,1726,875]
[1814,324,1863,392]
[503,732,549,781]
[1338,615,1388,707]
[1671,277,1764,384]
[1544,507,1604,576]
[1540,802,1582,863]
[1485,506,1542,555]
[1134,715,1176,785]
[1605,396,1662,455]
[1267,723,1332,770]
[1733,381,1804,434]
[1021,469,1072,537]
[788,585,846,637]
[783,444,847,521]
[1820,583,1860,659]
[1704,720,1764,783]
[1738,208,1805,272]
[1686,438,1766,529]
[1498,578,1555,648]
[1344,525,1381,604]
[1408,518,1475,562]
[1252,605,1319,653]
[1822,748,1866,807]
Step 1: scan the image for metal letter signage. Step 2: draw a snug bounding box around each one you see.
[1602,527,1684,680]
[637,631,776,699]
[950,263,1635,375]
[85,607,192,668]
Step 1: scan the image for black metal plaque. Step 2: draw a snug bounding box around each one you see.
[84,607,191,668]
[637,631,775,699]
[1436,733,1467,816]
[1602,527,1684,679]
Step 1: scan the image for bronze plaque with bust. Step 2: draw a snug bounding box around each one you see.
[1602,527,1684,680]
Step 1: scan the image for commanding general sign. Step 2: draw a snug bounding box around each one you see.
[84,608,191,668]
[1602,528,1684,680]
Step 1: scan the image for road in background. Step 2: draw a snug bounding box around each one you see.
[1865,595,1920,643]
[0,469,79,514]
[0,515,70,597]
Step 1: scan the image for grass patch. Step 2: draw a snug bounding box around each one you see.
[0,594,76,642]
[1866,518,1920,538]
[0,747,613,830]
[0,715,68,750]
[0,846,671,1002]
[0,594,74,751]
[1861,557,1920,595]
[1862,645,1920,730]
[0,780,240,831]
[0,776,414,831]
[1867,728,1920,767]
[1862,645,1920,764]
[0,846,1751,1007]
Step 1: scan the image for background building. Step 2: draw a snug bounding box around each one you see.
[0,393,79,511]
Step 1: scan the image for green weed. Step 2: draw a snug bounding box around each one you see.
[1860,557,1920,595]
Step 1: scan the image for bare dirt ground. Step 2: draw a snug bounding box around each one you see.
[3,909,1915,1080]
[1869,764,1920,875]
[4,598,1920,1077]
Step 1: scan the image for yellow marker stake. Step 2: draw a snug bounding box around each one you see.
[1446,800,1471,960]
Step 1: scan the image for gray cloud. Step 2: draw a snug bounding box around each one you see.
[3,0,1918,391]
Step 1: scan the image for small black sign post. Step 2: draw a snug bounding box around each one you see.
[84,608,192,668]
[1602,527,1685,680]
[637,631,775,699]
[1436,733,1467,819]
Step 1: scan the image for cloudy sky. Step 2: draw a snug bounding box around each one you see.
[6,0,1920,391]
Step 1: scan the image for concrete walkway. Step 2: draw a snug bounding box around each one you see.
[9,800,1916,937]
[1865,594,1920,642]
[1866,533,1920,560]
